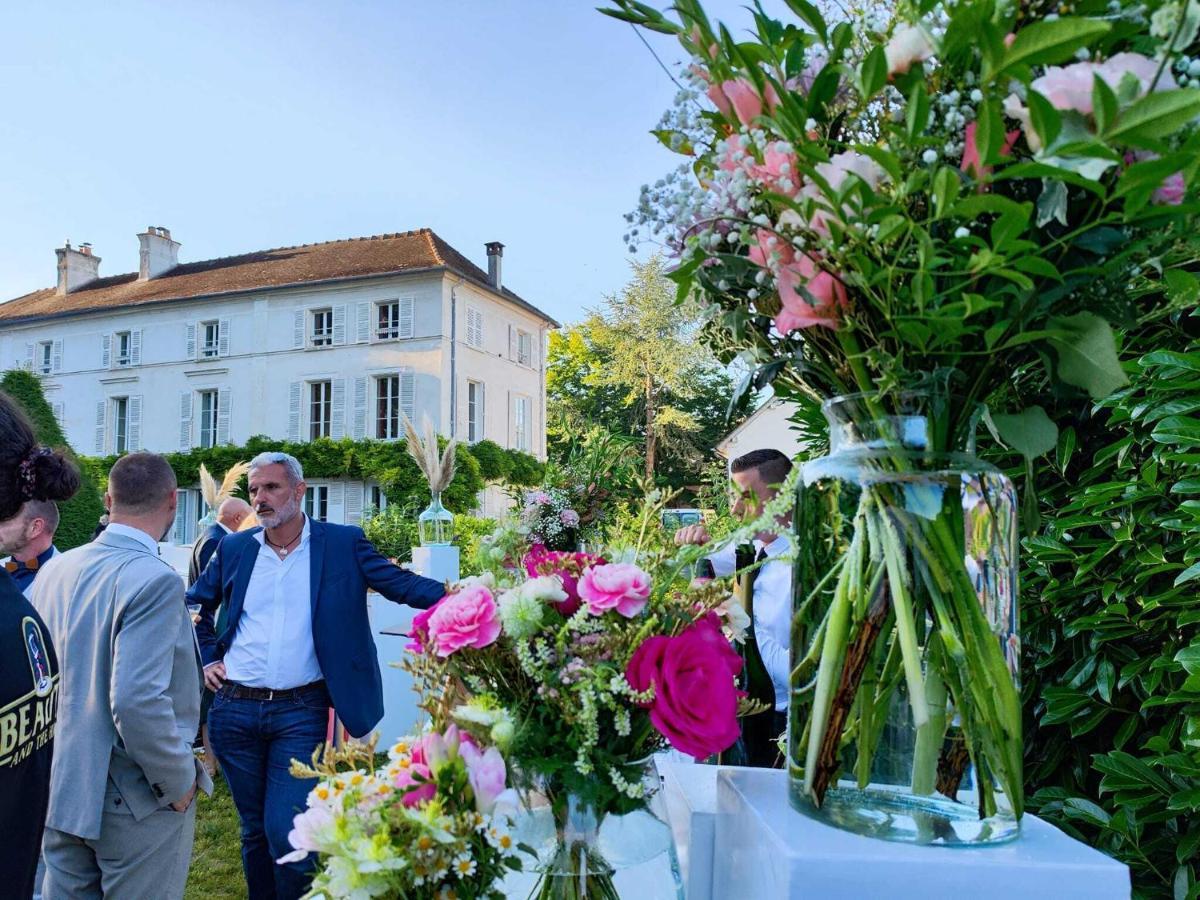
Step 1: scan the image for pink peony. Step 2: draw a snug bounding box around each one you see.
[460,742,507,814]
[578,562,653,618]
[394,761,435,808]
[406,602,438,653]
[775,253,848,332]
[626,613,744,760]
[708,78,780,126]
[426,584,502,657]
[885,24,935,77]
[1032,62,1098,116]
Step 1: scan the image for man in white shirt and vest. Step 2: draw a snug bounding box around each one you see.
[675,448,794,766]
[0,499,62,597]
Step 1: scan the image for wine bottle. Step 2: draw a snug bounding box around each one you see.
[734,543,779,768]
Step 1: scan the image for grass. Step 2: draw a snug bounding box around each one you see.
[186,773,247,900]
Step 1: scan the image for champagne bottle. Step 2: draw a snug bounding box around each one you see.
[734,543,779,768]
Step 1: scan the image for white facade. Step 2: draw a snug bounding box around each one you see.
[717,397,808,462]
[1,242,552,545]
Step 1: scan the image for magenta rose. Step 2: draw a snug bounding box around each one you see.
[625,614,744,760]
[426,584,501,657]
[523,547,606,616]
[579,563,652,618]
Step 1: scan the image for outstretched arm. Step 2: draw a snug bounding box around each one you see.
[355,528,446,609]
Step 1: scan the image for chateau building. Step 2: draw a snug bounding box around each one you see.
[0,227,557,544]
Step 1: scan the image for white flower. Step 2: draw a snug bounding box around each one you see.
[954,227,970,238]
[885,24,936,76]
[715,595,752,643]
[452,852,477,878]
[970,88,983,103]
[922,149,938,164]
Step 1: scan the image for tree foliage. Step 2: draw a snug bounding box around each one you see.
[0,369,105,550]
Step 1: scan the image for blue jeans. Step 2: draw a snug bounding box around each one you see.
[208,685,329,900]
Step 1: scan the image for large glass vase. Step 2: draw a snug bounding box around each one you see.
[788,390,1021,845]
[417,491,454,546]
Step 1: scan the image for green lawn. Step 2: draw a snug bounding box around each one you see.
[187,774,247,900]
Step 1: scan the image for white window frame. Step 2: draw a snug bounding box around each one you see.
[466,306,483,349]
[467,380,484,443]
[37,341,53,375]
[172,488,200,546]
[517,329,533,367]
[115,331,132,367]
[375,374,401,440]
[309,380,332,440]
[113,397,129,455]
[310,308,334,348]
[198,389,220,449]
[305,484,330,522]
[514,394,531,452]
[368,484,389,513]
[201,320,220,358]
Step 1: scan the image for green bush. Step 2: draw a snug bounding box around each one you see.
[361,504,495,572]
[471,439,514,482]
[0,370,105,550]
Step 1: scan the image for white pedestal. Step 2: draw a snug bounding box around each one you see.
[410,545,460,583]
[365,593,420,745]
[710,768,1131,899]
[659,761,718,900]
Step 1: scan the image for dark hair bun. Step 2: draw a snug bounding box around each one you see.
[31,450,81,503]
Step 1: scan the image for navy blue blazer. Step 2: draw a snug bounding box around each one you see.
[188,523,226,587]
[187,518,445,737]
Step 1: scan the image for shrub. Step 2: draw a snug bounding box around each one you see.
[0,370,105,550]
[361,504,495,573]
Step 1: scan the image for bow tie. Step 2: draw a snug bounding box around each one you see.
[4,557,38,573]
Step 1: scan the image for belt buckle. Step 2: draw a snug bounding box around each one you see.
[266,688,275,701]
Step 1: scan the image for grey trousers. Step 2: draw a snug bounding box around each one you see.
[41,792,196,900]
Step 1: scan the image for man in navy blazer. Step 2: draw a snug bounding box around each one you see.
[187,452,444,900]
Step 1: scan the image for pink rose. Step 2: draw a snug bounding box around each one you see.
[1032,62,1098,116]
[885,24,934,77]
[800,151,888,237]
[708,78,780,126]
[406,602,438,653]
[579,562,653,618]
[394,761,435,808]
[626,614,744,760]
[426,584,501,657]
[460,742,507,814]
[775,253,848,332]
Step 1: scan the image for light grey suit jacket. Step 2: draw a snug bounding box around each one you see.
[30,528,212,841]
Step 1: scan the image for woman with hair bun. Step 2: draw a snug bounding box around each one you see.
[0,391,79,899]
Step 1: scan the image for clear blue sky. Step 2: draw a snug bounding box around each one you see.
[0,1,784,326]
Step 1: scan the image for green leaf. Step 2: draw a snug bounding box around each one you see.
[784,0,829,45]
[993,18,1111,78]
[1153,416,1200,445]
[1092,74,1119,134]
[1036,178,1069,227]
[1057,424,1077,471]
[1027,90,1063,149]
[1176,562,1200,587]
[859,45,887,98]
[906,82,930,141]
[1165,269,1200,306]
[1105,89,1200,149]
[1047,312,1129,399]
[932,166,961,218]
[992,406,1059,459]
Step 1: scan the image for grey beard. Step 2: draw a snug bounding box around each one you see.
[258,496,301,530]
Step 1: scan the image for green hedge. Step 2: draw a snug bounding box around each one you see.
[85,436,543,518]
[361,506,495,574]
[0,370,105,550]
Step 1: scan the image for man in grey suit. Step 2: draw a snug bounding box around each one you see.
[32,453,212,900]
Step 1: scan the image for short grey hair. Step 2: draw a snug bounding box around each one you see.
[248,452,304,486]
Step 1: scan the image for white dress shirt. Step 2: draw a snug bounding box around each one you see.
[105,522,161,555]
[223,515,323,689]
[708,534,792,711]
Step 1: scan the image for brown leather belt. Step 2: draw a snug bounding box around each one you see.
[220,679,327,702]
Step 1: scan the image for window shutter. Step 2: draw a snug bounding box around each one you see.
[353,376,368,440]
[479,382,486,440]
[345,482,363,524]
[333,305,347,345]
[508,324,516,360]
[179,391,193,451]
[130,329,143,366]
[51,402,64,427]
[327,482,346,524]
[218,319,230,357]
[185,323,197,360]
[288,382,302,441]
[399,297,415,338]
[356,303,371,343]
[95,400,107,455]
[101,333,112,369]
[22,343,34,371]
[217,388,232,445]
[52,340,64,373]
[128,395,142,451]
[401,371,415,422]
[293,310,306,349]
[331,379,347,440]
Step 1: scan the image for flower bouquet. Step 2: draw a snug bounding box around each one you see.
[404,527,750,898]
[518,488,583,552]
[281,727,522,899]
[604,0,1200,844]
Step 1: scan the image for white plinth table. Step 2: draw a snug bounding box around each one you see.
[658,762,1130,900]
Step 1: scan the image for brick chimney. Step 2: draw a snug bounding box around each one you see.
[55,241,101,295]
[137,226,180,280]
[485,241,504,291]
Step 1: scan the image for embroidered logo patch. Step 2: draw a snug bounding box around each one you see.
[23,617,53,697]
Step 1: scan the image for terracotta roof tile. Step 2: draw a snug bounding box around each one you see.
[0,228,558,327]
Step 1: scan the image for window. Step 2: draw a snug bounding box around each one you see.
[115,331,132,367]
[113,398,129,455]
[199,390,219,449]
[304,485,329,522]
[369,484,388,513]
[514,395,531,452]
[310,380,332,440]
[517,330,533,367]
[201,321,220,358]
[376,300,405,340]
[376,375,401,440]
[467,381,483,443]
[172,489,200,545]
[466,307,483,348]
[38,341,53,375]
[310,308,333,347]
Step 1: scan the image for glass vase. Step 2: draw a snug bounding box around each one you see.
[788,390,1021,845]
[417,492,454,546]
[505,761,684,899]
